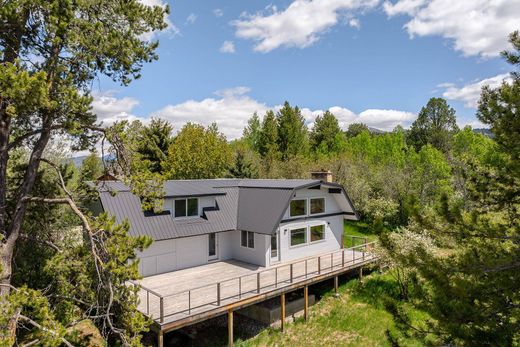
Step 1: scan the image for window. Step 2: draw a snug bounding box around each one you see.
[310,224,325,242]
[290,227,307,247]
[174,198,198,218]
[290,199,307,217]
[241,230,255,249]
[310,198,325,215]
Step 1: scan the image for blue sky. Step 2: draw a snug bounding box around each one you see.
[92,0,519,139]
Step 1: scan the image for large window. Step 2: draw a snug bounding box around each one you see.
[174,198,198,218]
[290,199,307,217]
[310,198,325,214]
[241,230,255,249]
[290,227,307,247]
[310,224,325,242]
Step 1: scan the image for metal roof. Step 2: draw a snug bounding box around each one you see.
[95,179,356,241]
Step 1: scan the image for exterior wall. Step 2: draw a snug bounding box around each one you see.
[229,231,269,267]
[277,215,343,263]
[281,185,342,220]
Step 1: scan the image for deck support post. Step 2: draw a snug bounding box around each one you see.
[280,293,286,332]
[158,330,163,347]
[334,276,339,297]
[228,309,234,347]
[304,286,309,322]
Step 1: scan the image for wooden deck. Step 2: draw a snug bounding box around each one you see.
[132,240,377,331]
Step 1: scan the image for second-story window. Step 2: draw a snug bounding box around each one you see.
[289,199,307,217]
[310,198,325,214]
[174,198,198,218]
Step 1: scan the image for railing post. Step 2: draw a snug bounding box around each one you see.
[290,263,293,283]
[188,290,191,314]
[257,272,260,293]
[330,253,333,270]
[146,290,150,315]
[342,249,345,267]
[239,277,242,299]
[160,296,164,323]
[318,256,321,274]
[275,267,278,288]
[305,259,308,278]
[217,282,221,306]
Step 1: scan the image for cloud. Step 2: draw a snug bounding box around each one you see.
[348,18,361,29]
[151,87,269,139]
[440,73,511,108]
[186,13,197,24]
[91,88,415,139]
[301,106,415,131]
[232,0,379,52]
[138,0,179,40]
[91,91,144,125]
[383,0,520,57]
[213,8,224,17]
[220,40,236,53]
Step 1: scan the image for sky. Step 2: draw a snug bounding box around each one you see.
[91,0,520,140]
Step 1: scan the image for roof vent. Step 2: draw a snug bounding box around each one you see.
[310,170,333,183]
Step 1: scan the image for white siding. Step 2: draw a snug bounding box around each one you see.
[176,236,206,269]
[277,215,343,263]
[229,231,269,267]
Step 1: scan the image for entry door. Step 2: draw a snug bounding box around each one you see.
[208,233,218,261]
[270,231,279,264]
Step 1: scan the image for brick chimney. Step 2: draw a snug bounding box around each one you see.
[310,170,333,183]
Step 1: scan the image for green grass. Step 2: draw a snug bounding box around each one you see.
[236,271,436,347]
[343,220,377,248]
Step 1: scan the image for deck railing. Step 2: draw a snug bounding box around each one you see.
[131,236,376,323]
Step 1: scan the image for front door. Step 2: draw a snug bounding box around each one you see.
[270,231,279,264]
[208,233,218,261]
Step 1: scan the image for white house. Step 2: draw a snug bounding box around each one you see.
[93,174,359,277]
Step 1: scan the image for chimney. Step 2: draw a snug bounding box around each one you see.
[310,170,333,183]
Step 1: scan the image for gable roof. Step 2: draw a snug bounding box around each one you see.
[94,179,357,241]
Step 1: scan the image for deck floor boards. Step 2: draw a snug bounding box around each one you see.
[135,249,374,326]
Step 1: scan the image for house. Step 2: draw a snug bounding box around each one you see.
[93,174,359,277]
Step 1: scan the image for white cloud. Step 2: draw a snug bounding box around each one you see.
[138,0,179,40]
[151,87,269,139]
[301,106,414,131]
[440,73,511,108]
[91,91,144,125]
[348,18,361,29]
[186,13,197,24]
[213,8,224,17]
[383,0,520,57]
[233,0,379,52]
[90,88,416,139]
[220,40,236,53]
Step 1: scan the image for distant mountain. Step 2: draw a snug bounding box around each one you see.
[473,128,494,138]
[69,154,114,167]
[368,127,386,134]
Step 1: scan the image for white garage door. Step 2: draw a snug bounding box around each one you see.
[138,239,177,277]
[176,236,206,270]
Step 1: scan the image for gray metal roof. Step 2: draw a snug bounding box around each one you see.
[95,178,356,241]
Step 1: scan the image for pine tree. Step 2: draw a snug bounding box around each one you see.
[276,101,309,159]
[310,110,344,153]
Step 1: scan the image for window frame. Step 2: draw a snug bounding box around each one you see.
[289,198,308,217]
[309,224,326,243]
[241,230,255,249]
[309,197,326,215]
[289,227,308,248]
[173,198,199,219]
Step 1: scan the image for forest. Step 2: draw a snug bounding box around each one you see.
[1,1,518,346]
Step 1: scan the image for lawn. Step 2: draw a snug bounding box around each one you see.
[343,220,378,248]
[236,271,436,347]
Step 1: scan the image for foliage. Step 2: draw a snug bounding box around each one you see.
[310,110,346,154]
[228,141,260,179]
[242,112,262,153]
[136,118,173,174]
[163,123,233,179]
[346,122,369,138]
[408,98,459,153]
[276,101,309,160]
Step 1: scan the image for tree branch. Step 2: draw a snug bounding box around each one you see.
[18,314,74,347]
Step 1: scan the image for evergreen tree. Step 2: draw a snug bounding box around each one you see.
[346,122,369,138]
[310,111,345,153]
[137,118,173,174]
[407,98,459,153]
[276,102,309,159]
[258,110,279,157]
[243,113,262,152]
